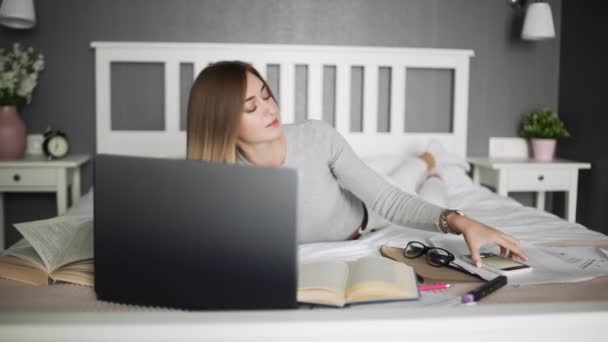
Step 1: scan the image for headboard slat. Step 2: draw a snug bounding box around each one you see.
[164,61,180,133]
[453,63,471,155]
[279,63,295,124]
[390,66,406,134]
[307,64,323,120]
[194,62,206,77]
[335,63,351,133]
[363,65,379,134]
[252,62,267,80]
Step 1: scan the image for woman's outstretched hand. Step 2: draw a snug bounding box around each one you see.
[448,214,528,268]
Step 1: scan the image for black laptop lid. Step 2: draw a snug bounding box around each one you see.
[94,154,298,310]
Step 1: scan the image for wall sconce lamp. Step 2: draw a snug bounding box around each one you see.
[509,0,555,40]
[0,0,36,29]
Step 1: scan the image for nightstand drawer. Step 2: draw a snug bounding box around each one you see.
[0,168,57,187]
[507,168,571,190]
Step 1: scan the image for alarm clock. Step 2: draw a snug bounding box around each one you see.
[43,130,70,159]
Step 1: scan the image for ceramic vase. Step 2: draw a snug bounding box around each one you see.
[0,105,27,160]
[531,138,556,161]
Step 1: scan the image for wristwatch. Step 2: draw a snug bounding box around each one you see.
[437,209,464,235]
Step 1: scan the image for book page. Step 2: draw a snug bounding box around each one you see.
[58,218,94,271]
[3,239,47,272]
[345,256,417,303]
[57,259,94,272]
[50,271,94,287]
[297,260,349,306]
[0,256,50,286]
[51,260,95,287]
[13,216,93,272]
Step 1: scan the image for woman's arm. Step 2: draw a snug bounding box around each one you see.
[317,120,527,263]
[316,120,443,232]
[448,213,527,266]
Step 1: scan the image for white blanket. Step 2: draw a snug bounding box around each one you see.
[299,164,608,285]
[69,162,608,285]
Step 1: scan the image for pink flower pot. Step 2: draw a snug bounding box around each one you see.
[531,138,556,161]
[0,106,27,160]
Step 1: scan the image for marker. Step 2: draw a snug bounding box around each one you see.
[419,283,452,291]
[461,275,507,303]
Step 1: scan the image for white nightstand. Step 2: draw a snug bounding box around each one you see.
[467,157,591,222]
[0,154,90,250]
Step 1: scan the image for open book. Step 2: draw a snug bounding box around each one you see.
[297,255,419,307]
[0,216,94,286]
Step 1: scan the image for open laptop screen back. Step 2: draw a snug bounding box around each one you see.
[94,154,298,310]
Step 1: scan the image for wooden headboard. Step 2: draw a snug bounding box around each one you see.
[91,42,473,158]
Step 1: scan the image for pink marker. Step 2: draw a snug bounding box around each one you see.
[419,283,452,292]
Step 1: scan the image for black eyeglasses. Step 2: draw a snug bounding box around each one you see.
[403,241,478,276]
[403,241,455,267]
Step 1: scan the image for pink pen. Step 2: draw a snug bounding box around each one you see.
[419,283,452,292]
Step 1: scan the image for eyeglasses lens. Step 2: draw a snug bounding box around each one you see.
[404,242,425,258]
[427,248,451,266]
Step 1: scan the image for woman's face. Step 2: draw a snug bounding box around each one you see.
[237,72,282,145]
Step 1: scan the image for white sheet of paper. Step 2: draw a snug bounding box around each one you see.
[428,236,607,286]
[536,246,608,273]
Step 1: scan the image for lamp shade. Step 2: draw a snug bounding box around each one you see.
[521,2,555,40]
[0,0,36,29]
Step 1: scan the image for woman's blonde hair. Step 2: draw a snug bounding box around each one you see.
[186,61,274,163]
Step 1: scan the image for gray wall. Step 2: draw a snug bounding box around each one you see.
[557,1,608,235]
[0,0,562,246]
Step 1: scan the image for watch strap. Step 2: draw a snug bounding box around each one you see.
[437,209,464,235]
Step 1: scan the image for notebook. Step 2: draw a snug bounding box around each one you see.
[94,154,298,310]
[380,245,482,283]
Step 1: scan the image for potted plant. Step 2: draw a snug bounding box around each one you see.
[0,43,45,160]
[520,107,570,161]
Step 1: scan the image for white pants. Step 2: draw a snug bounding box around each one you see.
[365,158,448,232]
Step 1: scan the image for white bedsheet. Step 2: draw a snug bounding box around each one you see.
[69,163,608,284]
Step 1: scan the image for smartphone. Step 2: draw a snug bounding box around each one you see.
[462,253,532,275]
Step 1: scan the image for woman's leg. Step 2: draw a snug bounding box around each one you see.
[364,153,438,234]
[417,176,448,208]
[388,153,433,194]
[417,151,448,207]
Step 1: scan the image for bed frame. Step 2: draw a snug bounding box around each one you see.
[92,41,472,158]
[3,42,605,341]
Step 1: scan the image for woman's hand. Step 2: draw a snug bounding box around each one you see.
[448,214,527,268]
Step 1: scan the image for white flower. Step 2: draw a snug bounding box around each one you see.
[17,74,37,100]
[0,43,44,105]
[0,71,17,91]
[32,56,44,72]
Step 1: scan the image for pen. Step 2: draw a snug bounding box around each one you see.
[461,275,507,303]
[419,283,452,291]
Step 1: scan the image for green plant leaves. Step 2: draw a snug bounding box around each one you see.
[520,107,570,139]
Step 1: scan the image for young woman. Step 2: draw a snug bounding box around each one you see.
[187,61,527,268]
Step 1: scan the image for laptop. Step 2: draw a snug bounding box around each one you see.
[93,154,298,310]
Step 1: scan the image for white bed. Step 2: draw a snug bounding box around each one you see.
[1,42,607,341]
